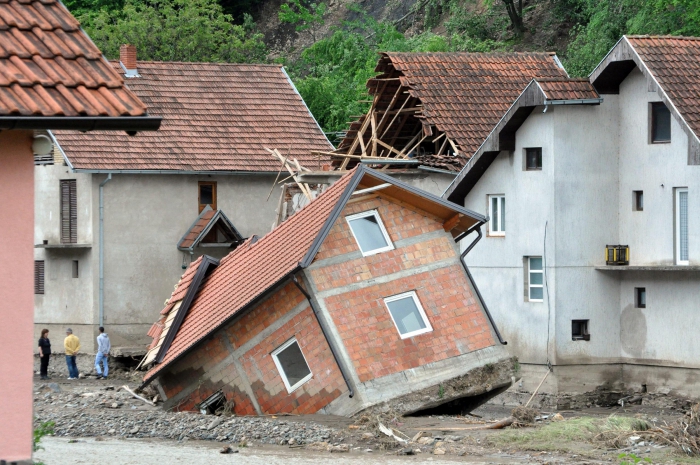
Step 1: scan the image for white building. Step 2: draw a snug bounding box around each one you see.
[443,36,700,398]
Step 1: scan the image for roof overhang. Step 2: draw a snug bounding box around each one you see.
[0,116,162,132]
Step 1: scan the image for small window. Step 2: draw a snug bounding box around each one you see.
[34,260,45,295]
[271,338,312,393]
[635,287,646,308]
[650,102,671,143]
[384,291,433,339]
[525,148,542,170]
[489,195,505,236]
[198,181,217,213]
[346,210,394,256]
[60,179,77,244]
[634,191,643,211]
[572,320,590,341]
[72,260,79,278]
[675,188,688,265]
[527,257,544,302]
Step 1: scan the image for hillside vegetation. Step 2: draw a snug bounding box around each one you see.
[66,0,700,134]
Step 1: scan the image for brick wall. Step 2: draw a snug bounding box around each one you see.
[309,195,495,383]
[158,282,347,414]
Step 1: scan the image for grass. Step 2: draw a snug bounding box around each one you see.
[489,416,649,452]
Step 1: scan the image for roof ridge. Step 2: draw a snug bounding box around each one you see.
[384,51,558,57]
[536,77,590,82]
[626,34,700,41]
[108,59,283,67]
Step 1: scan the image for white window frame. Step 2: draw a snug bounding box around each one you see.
[345,209,395,256]
[383,291,433,339]
[675,188,689,265]
[527,257,544,302]
[488,194,505,236]
[271,338,313,394]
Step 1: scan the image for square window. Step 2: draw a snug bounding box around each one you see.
[271,338,313,393]
[384,291,433,339]
[635,287,646,308]
[650,102,671,143]
[634,191,643,211]
[525,148,542,170]
[346,210,394,256]
[198,181,217,213]
[675,188,688,265]
[572,320,590,341]
[527,257,544,302]
[489,195,505,236]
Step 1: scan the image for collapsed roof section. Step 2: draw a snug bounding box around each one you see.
[0,0,160,131]
[326,52,568,172]
[444,78,602,202]
[142,166,487,383]
[54,61,333,172]
[177,206,244,253]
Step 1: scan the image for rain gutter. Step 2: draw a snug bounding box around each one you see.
[98,173,112,327]
[0,116,162,132]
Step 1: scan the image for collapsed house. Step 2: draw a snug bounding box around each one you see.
[322,52,568,173]
[140,166,514,416]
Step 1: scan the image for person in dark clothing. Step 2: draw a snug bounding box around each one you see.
[38,328,51,380]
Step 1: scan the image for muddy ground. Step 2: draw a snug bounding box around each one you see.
[33,372,700,464]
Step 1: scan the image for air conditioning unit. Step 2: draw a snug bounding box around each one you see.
[605,245,629,265]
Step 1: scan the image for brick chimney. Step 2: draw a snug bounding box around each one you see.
[119,44,138,77]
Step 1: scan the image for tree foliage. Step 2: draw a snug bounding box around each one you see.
[279,0,327,35]
[80,0,267,63]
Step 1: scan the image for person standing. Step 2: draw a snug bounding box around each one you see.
[64,328,80,380]
[38,329,51,380]
[95,327,110,380]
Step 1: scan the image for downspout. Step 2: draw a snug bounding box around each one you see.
[98,174,112,327]
[457,225,507,345]
[292,275,354,398]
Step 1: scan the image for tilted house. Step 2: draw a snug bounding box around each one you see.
[443,36,700,400]
[140,166,513,416]
[33,45,333,351]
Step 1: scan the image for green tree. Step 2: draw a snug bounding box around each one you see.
[82,0,267,63]
[279,0,327,41]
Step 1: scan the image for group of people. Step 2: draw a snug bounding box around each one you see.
[38,327,111,380]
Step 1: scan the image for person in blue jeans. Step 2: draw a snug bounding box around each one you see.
[64,328,80,380]
[95,326,111,380]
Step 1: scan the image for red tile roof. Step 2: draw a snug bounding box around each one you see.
[178,209,217,250]
[54,61,333,172]
[626,36,700,140]
[536,78,599,101]
[372,52,566,158]
[143,170,355,381]
[177,207,242,251]
[0,0,147,117]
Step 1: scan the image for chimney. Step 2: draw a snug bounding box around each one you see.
[119,44,138,77]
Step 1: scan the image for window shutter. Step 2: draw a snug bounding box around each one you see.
[60,180,77,244]
[34,260,44,294]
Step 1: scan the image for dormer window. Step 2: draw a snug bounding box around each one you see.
[650,102,671,143]
[346,210,394,256]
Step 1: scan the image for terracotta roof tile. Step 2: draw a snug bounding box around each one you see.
[143,170,355,382]
[0,0,146,116]
[536,78,599,101]
[626,36,700,140]
[54,61,333,171]
[177,207,243,251]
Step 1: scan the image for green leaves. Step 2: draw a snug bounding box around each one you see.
[279,0,327,32]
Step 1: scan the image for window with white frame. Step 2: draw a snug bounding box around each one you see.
[676,188,689,265]
[383,291,433,339]
[346,210,394,256]
[488,195,505,236]
[271,338,312,393]
[527,257,544,301]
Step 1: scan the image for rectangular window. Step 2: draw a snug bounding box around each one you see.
[635,287,646,308]
[572,320,590,341]
[634,191,644,211]
[527,257,544,302]
[34,260,44,295]
[525,148,542,170]
[346,210,394,256]
[676,188,688,265]
[60,179,77,244]
[384,291,433,339]
[198,181,217,213]
[650,102,671,143]
[271,338,313,393]
[489,195,506,236]
[72,260,79,279]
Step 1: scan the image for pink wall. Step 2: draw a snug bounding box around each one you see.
[0,130,35,461]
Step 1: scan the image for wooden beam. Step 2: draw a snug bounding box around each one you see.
[370,112,377,158]
[375,138,403,157]
[443,213,460,232]
[381,96,412,139]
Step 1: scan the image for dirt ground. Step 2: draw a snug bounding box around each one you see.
[33,373,700,465]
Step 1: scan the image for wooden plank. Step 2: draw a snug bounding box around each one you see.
[370,112,377,158]
[442,213,460,232]
[381,97,413,138]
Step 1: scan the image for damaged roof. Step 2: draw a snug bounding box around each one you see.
[177,206,243,252]
[142,166,487,383]
[54,62,333,172]
[0,0,158,130]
